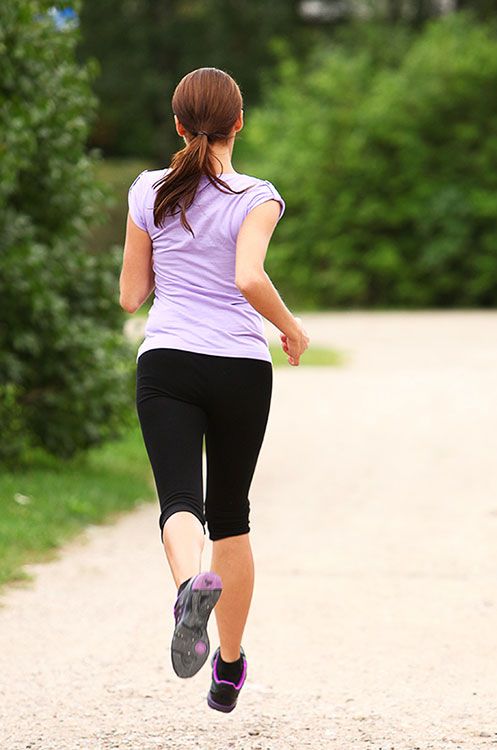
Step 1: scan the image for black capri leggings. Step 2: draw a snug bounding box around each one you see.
[135,347,273,542]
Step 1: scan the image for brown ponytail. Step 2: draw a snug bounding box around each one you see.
[151,67,256,237]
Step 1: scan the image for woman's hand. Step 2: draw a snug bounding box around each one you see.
[280,316,310,366]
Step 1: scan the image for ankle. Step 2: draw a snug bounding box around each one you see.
[220,647,241,662]
[217,650,244,682]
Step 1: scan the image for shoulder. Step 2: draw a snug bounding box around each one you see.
[239,174,284,200]
[236,173,275,189]
[129,167,170,193]
[239,175,286,221]
[127,168,170,231]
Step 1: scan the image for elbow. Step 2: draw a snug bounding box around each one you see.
[119,280,147,314]
[119,295,140,314]
[235,272,266,294]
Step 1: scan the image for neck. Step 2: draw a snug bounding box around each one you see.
[210,145,236,174]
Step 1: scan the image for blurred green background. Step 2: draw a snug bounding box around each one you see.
[1,0,497,584]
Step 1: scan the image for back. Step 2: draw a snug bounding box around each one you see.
[128,168,286,363]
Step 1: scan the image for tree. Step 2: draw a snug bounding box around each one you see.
[0,0,135,466]
[244,14,497,308]
[455,0,497,19]
[77,0,306,160]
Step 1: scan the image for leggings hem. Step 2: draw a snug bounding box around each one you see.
[159,506,206,542]
[208,526,250,542]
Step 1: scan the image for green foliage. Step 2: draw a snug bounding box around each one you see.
[0,1,135,466]
[0,384,30,467]
[87,158,156,255]
[78,0,304,160]
[453,0,497,21]
[245,13,497,308]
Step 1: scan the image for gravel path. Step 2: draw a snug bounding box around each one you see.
[1,311,497,749]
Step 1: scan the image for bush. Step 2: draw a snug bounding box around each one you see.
[0,1,135,466]
[246,14,497,308]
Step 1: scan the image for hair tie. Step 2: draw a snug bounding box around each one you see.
[193,129,228,139]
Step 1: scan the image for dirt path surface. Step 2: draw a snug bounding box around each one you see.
[1,311,497,750]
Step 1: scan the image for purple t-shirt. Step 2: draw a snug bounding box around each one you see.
[128,168,285,363]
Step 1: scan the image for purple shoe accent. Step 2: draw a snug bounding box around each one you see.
[213,650,247,690]
[195,641,207,655]
[207,693,236,713]
[192,572,222,591]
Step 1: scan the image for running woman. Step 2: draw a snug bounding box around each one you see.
[120,67,309,713]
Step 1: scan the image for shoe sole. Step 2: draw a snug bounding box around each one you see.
[171,572,222,678]
[207,693,237,713]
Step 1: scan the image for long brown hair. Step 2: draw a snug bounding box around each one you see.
[152,67,255,237]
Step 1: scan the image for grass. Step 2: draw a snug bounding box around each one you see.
[269,342,343,367]
[0,424,155,590]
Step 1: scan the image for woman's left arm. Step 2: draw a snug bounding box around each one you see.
[119,213,155,313]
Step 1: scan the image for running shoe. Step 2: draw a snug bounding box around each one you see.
[171,571,223,678]
[207,646,247,713]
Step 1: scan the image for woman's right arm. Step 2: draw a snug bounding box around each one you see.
[235,199,309,365]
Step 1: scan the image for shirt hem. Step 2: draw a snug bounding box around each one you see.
[135,337,272,364]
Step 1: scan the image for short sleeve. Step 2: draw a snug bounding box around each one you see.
[127,170,149,231]
[243,180,286,222]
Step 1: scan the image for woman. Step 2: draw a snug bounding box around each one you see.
[120,67,309,713]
